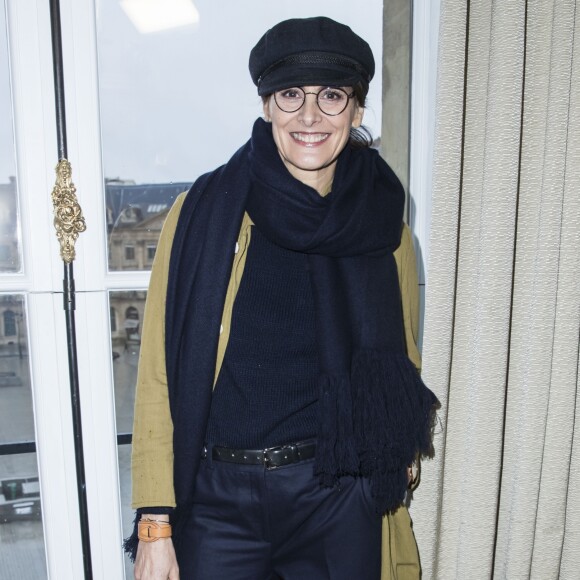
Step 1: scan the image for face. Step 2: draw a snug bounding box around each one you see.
[263,86,364,193]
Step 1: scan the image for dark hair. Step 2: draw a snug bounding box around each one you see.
[349,125,373,149]
[351,81,368,107]
[348,82,373,148]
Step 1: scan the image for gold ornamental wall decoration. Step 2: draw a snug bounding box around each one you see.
[51,159,87,263]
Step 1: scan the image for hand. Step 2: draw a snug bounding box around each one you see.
[407,458,420,490]
[134,539,179,580]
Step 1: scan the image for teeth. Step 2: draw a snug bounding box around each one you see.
[291,133,329,143]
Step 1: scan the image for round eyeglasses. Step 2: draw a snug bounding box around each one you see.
[273,87,355,116]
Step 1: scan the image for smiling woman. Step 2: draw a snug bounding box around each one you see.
[126,15,438,580]
[0,0,432,577]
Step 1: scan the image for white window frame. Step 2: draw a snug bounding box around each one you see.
[410,0,441,348]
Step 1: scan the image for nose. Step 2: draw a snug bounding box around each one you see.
[298,93,322,125]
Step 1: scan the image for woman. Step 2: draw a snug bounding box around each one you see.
[126,16,437,580]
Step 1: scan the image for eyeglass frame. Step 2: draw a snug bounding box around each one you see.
[273,86,356,116]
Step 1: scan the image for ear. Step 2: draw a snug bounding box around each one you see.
[351,104,364,128]
[262,96,272,122]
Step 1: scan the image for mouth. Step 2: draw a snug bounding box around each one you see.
[290,132,330,146]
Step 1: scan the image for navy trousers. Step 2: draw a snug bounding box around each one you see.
[175,450,382,579]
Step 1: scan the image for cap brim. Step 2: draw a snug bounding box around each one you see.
[257,65,362,96]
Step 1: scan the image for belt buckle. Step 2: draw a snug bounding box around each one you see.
[263,445,276,469]
[264,443,298,470]
[263,449,272,469]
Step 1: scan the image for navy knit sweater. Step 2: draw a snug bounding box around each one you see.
[205,227,319,448]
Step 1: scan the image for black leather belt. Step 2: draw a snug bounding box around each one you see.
[207,440,316,469]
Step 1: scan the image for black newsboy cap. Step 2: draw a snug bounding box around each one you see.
[249,17,375,96]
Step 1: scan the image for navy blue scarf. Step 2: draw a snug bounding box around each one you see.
[161,118,437,549]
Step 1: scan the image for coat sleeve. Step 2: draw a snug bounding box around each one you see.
[394,223,422,372]
[380,222,422,580]
[131,192,187,509]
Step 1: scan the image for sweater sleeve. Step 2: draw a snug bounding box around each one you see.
[131,192,187,509]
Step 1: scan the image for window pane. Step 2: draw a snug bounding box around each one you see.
[0,296,34,444]
[110,291,144,576]
[0,453,46,579]
[110,290,146,435]
[0,2,22,273]
[106,182,186,272]
[0,294,47,578]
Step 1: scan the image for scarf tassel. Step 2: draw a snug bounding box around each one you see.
[316,374,360,486]
[122,512,140,563]
[123,509,185,562]
[316,350,438,514]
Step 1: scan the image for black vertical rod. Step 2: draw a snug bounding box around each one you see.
[48,1,93,578]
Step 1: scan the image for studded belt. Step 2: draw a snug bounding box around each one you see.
[207,440,316,469]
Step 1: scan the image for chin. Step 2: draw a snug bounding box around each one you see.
[287,151,335,172]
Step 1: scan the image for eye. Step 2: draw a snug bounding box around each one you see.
[319,88,346,102]
[278,88,303,99]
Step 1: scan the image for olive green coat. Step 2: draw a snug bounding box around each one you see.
[132,192,423,579]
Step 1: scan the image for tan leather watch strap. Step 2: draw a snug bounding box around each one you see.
[138,519,172,542]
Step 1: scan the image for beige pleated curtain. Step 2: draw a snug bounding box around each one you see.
[411,1,580,578]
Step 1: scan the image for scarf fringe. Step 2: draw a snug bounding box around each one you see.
[316,375,360,486]
[123,509,186,562]
[315,350,438,514]
[122,511,140,563]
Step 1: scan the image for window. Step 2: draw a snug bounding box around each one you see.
[3,309,16,336]
[124,245,135,261]
[124,305,140,341]
[146,245,156,261]
[125,306,139,320]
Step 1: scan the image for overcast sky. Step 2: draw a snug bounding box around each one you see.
[1,0,382,185]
